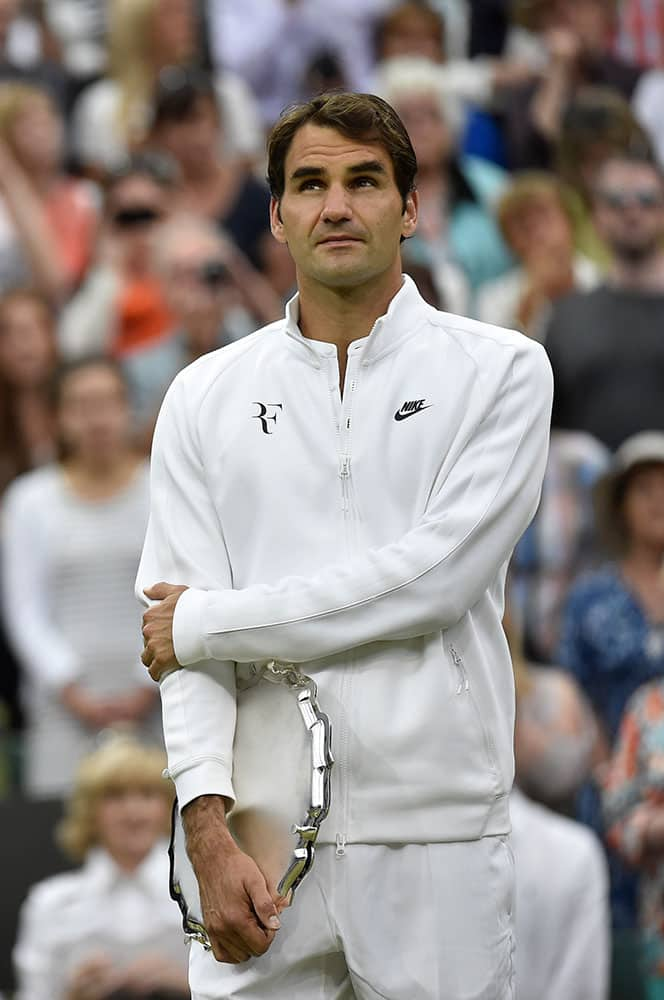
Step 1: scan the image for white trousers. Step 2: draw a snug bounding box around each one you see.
[189,837,515,1000]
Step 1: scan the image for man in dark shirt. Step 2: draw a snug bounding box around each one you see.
[545,153,664,450]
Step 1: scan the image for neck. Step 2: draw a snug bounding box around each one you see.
[609,249,664,293]
[296,267,403,384]
[65,451,136,490]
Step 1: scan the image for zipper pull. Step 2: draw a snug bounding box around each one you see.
[335,833,346,857]
[339,456,350,478]
[450,645,470,694]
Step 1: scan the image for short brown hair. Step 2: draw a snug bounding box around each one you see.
[496,172,572,245]
[266,92,417,211]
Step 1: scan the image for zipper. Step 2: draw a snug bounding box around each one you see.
[450,644,469,695]
[335,833,347,857]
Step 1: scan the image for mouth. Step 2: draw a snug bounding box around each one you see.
[317,235,363,246]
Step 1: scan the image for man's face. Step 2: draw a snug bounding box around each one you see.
[593,161,664,263]
[270,124,417,294]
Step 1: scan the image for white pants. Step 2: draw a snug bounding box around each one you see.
[189,837,515,1000]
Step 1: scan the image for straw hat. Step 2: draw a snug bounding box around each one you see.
[593,431,664,554]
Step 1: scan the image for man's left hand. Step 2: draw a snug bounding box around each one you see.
[141,582,188,681]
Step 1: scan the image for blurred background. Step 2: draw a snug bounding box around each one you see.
[2,1,664,997]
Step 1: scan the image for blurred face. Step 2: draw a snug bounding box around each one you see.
[162,232,237,345]
[270,124,417,293]
[0,298,55,387]
[10,95,63,173]
[381,10,444,62]
[393,93,452,173]
[57,364,131,463]
[150,0,196,65]
[594,161,664,263]
[95,785,169,868]
[504,193,573,261]
[546,0,612,51]
[155,96,221,172]
[108,174,168,272]
[621,464,664,551]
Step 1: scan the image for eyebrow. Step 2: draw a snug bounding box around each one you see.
[289,160,388,182]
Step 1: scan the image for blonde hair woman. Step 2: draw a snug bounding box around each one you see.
[13,735,189,1000]
[70,0,262,178]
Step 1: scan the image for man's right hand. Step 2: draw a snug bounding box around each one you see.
[182,795,283,964]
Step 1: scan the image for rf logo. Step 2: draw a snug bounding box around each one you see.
[252,402,283,434]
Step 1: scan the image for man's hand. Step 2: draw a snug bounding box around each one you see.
[65,953,119,1000]
[183,795,284,964]
[141,582,188,681]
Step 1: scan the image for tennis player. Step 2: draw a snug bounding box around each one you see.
[137,91,553,999]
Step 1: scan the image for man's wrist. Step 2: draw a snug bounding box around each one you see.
[182,794,236,854]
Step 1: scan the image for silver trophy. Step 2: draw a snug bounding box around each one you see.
[168,661,334,949]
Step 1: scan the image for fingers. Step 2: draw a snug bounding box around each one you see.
[143,581,178,600]
[245,868,282,932]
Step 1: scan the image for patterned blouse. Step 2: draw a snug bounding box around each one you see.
[604,679,664,980]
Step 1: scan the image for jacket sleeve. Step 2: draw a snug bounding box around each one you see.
[173,338,553,666]
[135,376,238,809]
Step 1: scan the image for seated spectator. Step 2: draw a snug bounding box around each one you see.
[59,153,176,360]
[508,429,609,665]
[476,172,599,334]
[545,153,664,450]
[124,214,273,440]
[510,656,609,1000]
[503,0,642,169]
[71,0,262,178]
[206,0,383,129]
[0,82,98,303]
[605,679,664,999]
[376,55,513,307]
[147,68,271,271]
[2,356,159,797]
[554,86,651,271]
[13,734,189,1000]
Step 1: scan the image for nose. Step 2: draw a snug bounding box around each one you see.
[321,183,352,223]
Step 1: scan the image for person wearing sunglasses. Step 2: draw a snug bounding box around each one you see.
[59,154,178,363]
[544,151,664,451]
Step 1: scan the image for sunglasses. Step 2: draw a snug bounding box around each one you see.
[112,206,163,228]
[596,189,664,210]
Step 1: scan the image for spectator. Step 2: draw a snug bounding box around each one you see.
[508,429,609,665]
[476,171,599,335]
[0,82,98,303]
[509,653,609,1000]
[376,55,513,307]
[123,214,267,439]
[147,68,270,270]
[503,0,642,169]
[71,0,262,177]
[0,0,68,111]
[13,734,189,1000]
[545,153,664,450]
[206,0,387,128]
[605,679,664,998]
[2,356,159,797]
[555,86,651,271]
[59,153,176,360]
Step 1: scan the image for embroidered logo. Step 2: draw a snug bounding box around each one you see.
[252,402,283,434]
[394,399,432,421]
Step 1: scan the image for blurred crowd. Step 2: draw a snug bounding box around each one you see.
[1,0,664,997]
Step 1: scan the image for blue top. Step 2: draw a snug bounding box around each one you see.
[558,564,664,746]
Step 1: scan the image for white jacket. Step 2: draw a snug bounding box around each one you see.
[136,276,553,845]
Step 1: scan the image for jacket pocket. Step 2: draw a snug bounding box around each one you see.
[443,636,501,801]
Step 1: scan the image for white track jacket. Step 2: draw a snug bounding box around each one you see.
[136,276,553,845]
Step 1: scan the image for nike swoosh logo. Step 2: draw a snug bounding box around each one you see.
[394,405,432,421]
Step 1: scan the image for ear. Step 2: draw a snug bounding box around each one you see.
[270,197,287,244]
[401,189,418,239]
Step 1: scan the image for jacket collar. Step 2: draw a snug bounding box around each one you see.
[283,274,430,366]
[83,840,169,898]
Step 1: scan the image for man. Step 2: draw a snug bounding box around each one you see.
[511,666,610,1000]
[137,92,552,999]
[544,152,664,450]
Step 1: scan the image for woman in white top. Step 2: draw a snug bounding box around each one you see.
[14,734,189,1000]
[2,356,160,797]
[71,0,263,177]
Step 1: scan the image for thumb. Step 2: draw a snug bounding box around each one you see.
[143,581,176,601]
[245,869,281,931]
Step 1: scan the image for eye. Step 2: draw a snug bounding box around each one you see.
[351,176,377,188]
[298,178,324,192]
